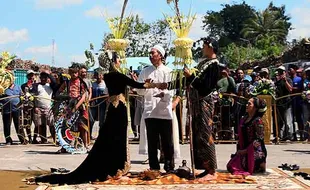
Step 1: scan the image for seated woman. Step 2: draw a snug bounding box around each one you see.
[227,97,267,175]
[30,52,166,185]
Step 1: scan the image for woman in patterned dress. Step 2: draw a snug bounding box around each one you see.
[227,97,267,175]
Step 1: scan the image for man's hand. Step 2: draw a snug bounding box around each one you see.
[221,70,229,77]
[145,78,153,83]
[183,68,191,78]
[153,92,165,98]
[156,83,168,90]
[130,72,138,81]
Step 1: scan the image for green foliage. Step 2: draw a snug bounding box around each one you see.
[202,1,292,48]
[222,36,285,69]
[202,1,256,46]
[241,8,288,43]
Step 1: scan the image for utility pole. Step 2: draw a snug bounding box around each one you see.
[52,39,55,66]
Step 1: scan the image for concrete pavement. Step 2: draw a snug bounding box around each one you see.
[0,122,309,172]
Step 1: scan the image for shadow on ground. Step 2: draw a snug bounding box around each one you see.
[24,150,65,155]
[283,150,310,154]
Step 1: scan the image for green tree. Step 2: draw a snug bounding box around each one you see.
[267,2,292,32]
[241,8,288,43]
[202,2,256,46]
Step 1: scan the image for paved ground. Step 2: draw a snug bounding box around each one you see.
[0,122,310,190]
[0,140,309,172]
[0,121,309,172]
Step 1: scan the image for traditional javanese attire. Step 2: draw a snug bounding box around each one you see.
[187,58,221,171]
[227,116,267,175]
[35,72,149,184]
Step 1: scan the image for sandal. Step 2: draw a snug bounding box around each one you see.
[294,172,308,177]
[291,164,300,171]
[278,163,289,169]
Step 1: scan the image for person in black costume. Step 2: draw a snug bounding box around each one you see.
[31,52,166,185]
[183,37,221,176]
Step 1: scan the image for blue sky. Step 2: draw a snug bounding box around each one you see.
[1,0,310,69]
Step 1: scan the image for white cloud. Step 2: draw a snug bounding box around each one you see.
[35,0,83,9]
[24,44,56,54]
[69,54,87,63]
[189,14,207,40]
[84,6,104,18]
[288,7,310,40]
[0,28,29,44]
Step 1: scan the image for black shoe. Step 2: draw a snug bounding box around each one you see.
[278,163,288,169]
[294,172,308,177]
[142,159,149,164]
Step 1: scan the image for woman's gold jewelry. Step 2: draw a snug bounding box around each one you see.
[108,93,126,108]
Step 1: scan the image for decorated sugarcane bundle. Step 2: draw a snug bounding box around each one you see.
[0,51,16,94]
[106,15,132,74]
[164,0,196,93]
[164,3,196,67]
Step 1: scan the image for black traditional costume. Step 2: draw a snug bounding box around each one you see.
[35,70,153,184]
[187,58,221,171]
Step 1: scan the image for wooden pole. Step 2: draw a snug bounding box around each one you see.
[186,87,195,179]
[179,97,184,144]
[273,102,280,144]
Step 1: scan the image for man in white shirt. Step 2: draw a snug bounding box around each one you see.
[137,45,174,172]
[33,71,57,143]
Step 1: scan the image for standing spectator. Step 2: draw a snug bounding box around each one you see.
[217,65,236,140]
[90,68,108,139]
[236,69,244,84]
[297,68,304,78]
[80,65,92,142]
[303,67,310,141]
[288,64,304,140]
[21,70,36,144]
[57,64,89,148]
[251,72,260,87]
[80,65,92,102]
[260,68,270,79]
[274,66,293,141]
[1,82,23,144]
[32,71,57,143]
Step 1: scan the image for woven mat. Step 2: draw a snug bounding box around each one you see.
[36,168,310,190]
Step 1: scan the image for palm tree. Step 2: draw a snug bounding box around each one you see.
[241,9,287,43]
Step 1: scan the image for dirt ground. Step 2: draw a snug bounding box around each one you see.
[2,168,310,190]
[0,170,46,190]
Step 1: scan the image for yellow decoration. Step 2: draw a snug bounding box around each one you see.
[107,38,129,65]
[105,15,132,69]
[0,51,15,94]
[164,8,196,66]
